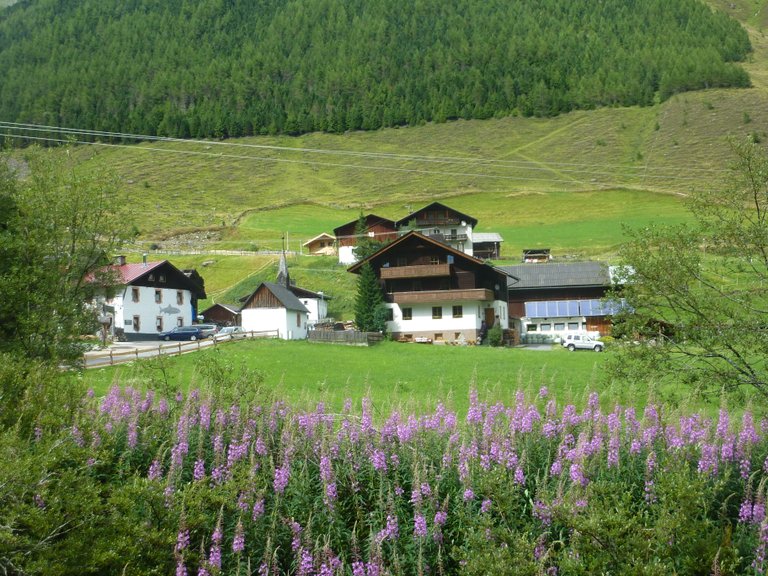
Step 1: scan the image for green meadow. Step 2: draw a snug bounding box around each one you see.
[83,339,690,415]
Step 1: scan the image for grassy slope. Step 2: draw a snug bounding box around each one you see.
[63,1,768,310]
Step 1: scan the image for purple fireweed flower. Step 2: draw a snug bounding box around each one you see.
[466,389,483,425]
[370,449,387,472]
[274,463,291,494]
[481,499,492,513]
[319,455,333,483]
[290,521,303,551]
[752,516,768,572]
[34,494,45,508]
[233,521,245,553]
[325,482,338,503]
[413,514,428,538]
[740,498,754,523]
[514,465,526,485]
[157,398,169,416]
[550,459,563,476]
[644,451,657,503]
[175,528,190,553]
[176,560,187,576]
[375,514,399,543]
[434,510,447,526]
[569,462,588,486]
[148,459,163,481]
[754,501,766,525]
[463,488,475,502]
[697,443,718,476]
[533,500,552,526]
[297,548,314,576]
[252,498,265,520]
[539,386,549,398]
[607,434,620,469]
[352,561,366,576]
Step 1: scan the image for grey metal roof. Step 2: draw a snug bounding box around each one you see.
[502,262,612,290]
[262,282,309,312]
[473,232,504,243]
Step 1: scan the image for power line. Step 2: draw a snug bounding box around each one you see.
[0,121,729,185]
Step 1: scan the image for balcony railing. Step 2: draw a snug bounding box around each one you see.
[391,288,494,304]
[380,263,451,279]
[443,233,468,242]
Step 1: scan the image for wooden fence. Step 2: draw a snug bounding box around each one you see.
[84,330,278,368]
[307,330,384,346]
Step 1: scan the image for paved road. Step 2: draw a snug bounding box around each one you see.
[83,339,217,368]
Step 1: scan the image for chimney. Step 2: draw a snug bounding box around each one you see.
[142,253,148,267]
[115,255,126,266]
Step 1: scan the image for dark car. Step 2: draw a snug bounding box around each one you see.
[158,326,204,341]
[195,323,219,338]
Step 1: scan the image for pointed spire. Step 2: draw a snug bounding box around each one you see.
[276,252,290,287]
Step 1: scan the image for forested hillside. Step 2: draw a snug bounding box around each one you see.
[0,0,751,138]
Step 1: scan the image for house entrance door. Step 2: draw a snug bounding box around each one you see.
[485,308,496,327]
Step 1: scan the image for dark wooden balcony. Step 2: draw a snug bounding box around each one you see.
[391,288,494,304]
[380,263,451,279]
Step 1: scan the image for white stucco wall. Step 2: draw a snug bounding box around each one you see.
[338,245,357,265]
[421,223,474,256]
[385,298,508,339]
[301,297,328,326]
[241,307,308,340]
[103,285,194,338]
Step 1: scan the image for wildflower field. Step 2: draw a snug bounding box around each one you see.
[3,362,768,575]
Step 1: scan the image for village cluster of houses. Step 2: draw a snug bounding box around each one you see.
[95,202,623,344]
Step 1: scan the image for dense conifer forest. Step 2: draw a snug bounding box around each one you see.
[0,0,752,138]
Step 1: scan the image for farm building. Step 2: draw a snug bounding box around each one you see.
[349,231,511,344]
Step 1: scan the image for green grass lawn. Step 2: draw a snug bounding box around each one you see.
[83,339,662,415]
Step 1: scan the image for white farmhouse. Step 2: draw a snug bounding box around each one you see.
[96,256,206,341]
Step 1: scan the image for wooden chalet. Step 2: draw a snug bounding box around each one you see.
[333,214,397,265]
[349,231,511,344]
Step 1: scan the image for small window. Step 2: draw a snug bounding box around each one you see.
[540,323,552,331]
[296,312,301,327]
[454,332,461,340]
[385,308,394,322]
[434,333,444,341]
[176,291,184,305]
[526,324,537,332]
[133,315,141,332]
[159,274,166,283]
[177,317,184,327]
[132,287,140,303]
[554,323,565,331]
[156,316,163,332]
[452,305,463,318]
[568,322,580,331]
[430,256,440,265]
[155,289,162,303]
[148,274,155,282]
[432,306,442,319]
[402,307,412,320]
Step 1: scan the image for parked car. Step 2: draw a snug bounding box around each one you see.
[195,323,219,338]
[217,326,247,340]
[158,326,204,341]
[561,333,604,352]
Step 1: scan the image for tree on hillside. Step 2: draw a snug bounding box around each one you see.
[0,147,133,364]
[353,262,387,333]
[608,139,768,401]
[352,213,388,262]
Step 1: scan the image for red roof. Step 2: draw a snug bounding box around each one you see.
[113,261,165,283]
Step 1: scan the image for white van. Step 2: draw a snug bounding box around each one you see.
[561,333,604,352]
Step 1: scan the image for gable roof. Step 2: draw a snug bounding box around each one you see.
[348,230,513,279]
[289,285,330,300]
[333,214,396,237]
[394,202,478,228]
[115,261,166,283]
[102,260,206,298]
[200,303,241,315]
[302,232,335,247]
[473,232,504,243]
[242,282,309,312]
[501,262,612,290]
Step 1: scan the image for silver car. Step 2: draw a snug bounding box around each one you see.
[217,326,248,340]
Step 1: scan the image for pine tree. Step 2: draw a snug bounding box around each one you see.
[354,262,386,333]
